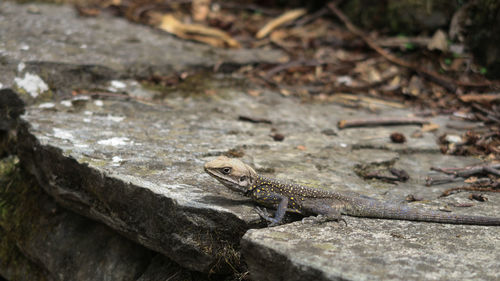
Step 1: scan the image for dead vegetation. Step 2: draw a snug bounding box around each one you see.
[74,0,499,163]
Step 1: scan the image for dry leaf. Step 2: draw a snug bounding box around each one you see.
[427,29,448,52]
[422,123,440,132]
[192,0,210,22]
[157,13,240,48]
[247,89,262,97]
[256,8,306,39]
[464,177,478,183]
[280,88,291,96]
[404,75,424,97]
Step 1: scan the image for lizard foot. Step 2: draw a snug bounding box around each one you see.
[254,207,281,226]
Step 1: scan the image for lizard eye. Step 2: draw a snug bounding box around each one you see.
[221,167,232,174]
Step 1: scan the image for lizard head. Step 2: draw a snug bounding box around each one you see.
[204,156,257,193]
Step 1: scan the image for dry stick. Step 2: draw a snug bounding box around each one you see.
[425,176,465,186]
[430,166,460,175]
[427,164,500,186]
[440,187,500,197]
[328,2,459,92]
[338,117,429,129]
[471,103,500,121]
[477,132,500,146]
[363,172,400,183]
[293,7,328,27]
[483,166,500,177]
[455,165,500,178]
[431,163,500,175]
[238,115,273,124]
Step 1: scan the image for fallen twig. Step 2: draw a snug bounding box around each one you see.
[238,115,272,124]
[471,103,500,124]
[455,165,500,178]
[431,163,500,176]
[440,186,500,197]
[363,172,400,183]
[338,117,429,129]
[293,7,328,27]
[476,132,500,145]
[426,176,464,186]
[481,166,500,177]
[375,36,431,49]
[459,93,500,103]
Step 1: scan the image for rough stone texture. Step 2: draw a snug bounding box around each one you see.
[0,157,150,281]
[13,81,500,278]
[0,89,25,157]
[137,254,209,281]
[0,156,208,281]
[242,218,500,281]
[0,1,284,97]
[241,151,500,281]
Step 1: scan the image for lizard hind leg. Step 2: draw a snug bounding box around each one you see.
[301,199,347,226]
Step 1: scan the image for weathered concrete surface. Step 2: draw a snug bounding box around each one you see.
[0,1,284,97]
[12,81,500,278]
[242,218,500,281]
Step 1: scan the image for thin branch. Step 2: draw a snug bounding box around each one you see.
[338,117,429,129]
[456,165,500,178]
[440,186,500,197]
[425,176,464,186]
[238,115,272,124]
[431,163,500,176]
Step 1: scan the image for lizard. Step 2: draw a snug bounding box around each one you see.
[204,156,500,226]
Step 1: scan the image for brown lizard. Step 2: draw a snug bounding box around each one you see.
[204,156,500,226]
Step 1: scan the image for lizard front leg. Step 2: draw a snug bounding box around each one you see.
[252,192,289,226]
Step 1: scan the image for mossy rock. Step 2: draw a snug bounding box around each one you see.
[0,157,49,281]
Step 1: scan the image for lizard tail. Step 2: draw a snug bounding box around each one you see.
[347,199,500,226]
